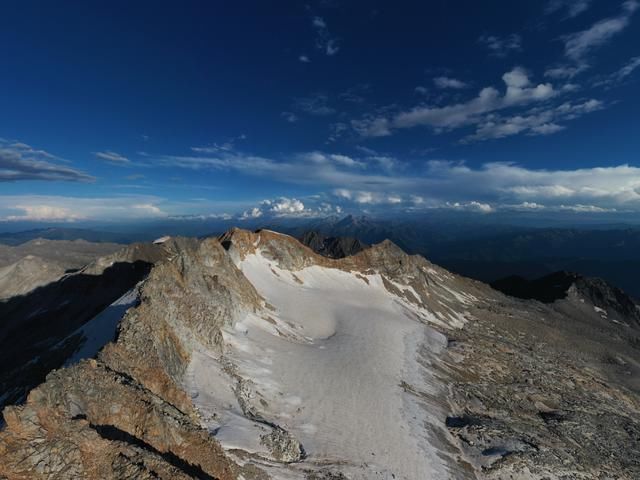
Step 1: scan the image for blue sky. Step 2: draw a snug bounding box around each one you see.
[1,0,639,224]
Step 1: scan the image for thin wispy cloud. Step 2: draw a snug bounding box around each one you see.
[433,77,469,89]
[0,140,94,182]
[464,99,604,142]
[281,111,299,123]
[545,0,593,18]
[593,55,640,87]
[478,34,522,57]
[312,16,339,56]
[352,67,563,138]
[563,1,639,61]
[294,93,336,116]
[136,142,640,215]
[94,150,130,164]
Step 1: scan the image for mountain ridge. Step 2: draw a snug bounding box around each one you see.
[1,229,639,479]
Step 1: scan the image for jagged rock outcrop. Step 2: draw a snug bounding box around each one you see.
[0,229,638,479]
[0,360,240,480]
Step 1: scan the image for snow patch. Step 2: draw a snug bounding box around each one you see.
[187,250,462,479]
[64,287,140,366]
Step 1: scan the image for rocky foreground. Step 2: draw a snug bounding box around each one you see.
[0,229,639,479]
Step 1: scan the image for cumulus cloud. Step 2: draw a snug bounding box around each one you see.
[299,55,310,63]
[240,207,263,220]
[478,34,522,57]
[0,140,94,182]
[266,197,305,214]
[433,77,468,89]
[94,150,130,164]
[240,197,341,220]
[445,201,494,213]
[563,1,639,61]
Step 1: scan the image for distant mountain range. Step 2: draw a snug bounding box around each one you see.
[3,216,640,297]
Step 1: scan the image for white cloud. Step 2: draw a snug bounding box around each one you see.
[312,16,339,56]
[352,67,606,142]
[266,197,305,214]
[0,195,169,222]
[355,191,375,204]
[240,197,341,220]
[94,150,130,164]
[333,189,404,205]
[615,55,640,78]
[145,142,640,215]
[478,34,522,57]
[594,55,640,87]
[368,155,397,171]
[558,204,617,212]
[445,201,494,213]
[294,93,336,116]
[312,16,326,29]
[546,0,593,18]
[415,86,428,95]
[372,68,555,135]
[544,63,590,79]
[563,1,639,61]
[4,205,83,222]
[426,161,640,207]
[464,98,603,142]
[301,151,365,168]
[299,55,310,63]
[281,111,299,123]
[509,201,546,210]
[132,203,165,216]
[351,116,392,137]
[433,77,468,89]
[240,207,263,220]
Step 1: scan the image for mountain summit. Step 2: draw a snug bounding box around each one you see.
[1,229,639,479]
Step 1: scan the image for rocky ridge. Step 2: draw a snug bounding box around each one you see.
[299,231,368,259]
[0,229,638,479]
[0,239,123,300]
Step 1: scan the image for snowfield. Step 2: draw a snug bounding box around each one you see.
[187,249,465,479]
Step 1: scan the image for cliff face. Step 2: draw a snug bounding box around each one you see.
[1,229,639,480]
